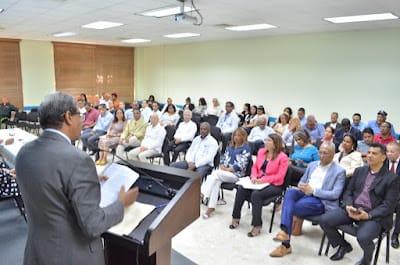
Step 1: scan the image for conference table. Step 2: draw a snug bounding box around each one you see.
[0,128,37,168]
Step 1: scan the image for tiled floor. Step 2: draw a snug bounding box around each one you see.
[96,153,400,265]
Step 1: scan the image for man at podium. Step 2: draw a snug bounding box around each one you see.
[15,92,139,265]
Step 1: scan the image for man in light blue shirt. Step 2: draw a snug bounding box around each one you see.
[216,101,239,153]
[302,115,325,144]
[367,110,396,137]
[351,113,366,131]
[81,104,113,153]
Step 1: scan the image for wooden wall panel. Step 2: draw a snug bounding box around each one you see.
[0,39,23,109]
[53,42,134,104]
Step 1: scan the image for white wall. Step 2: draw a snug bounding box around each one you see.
[135,28,400,130]
[20,40,56,106]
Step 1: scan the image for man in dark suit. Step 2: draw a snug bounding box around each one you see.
[386,142,400,248]
[333,118,362,152]
[319,143,399,265]
[15,92,139,265]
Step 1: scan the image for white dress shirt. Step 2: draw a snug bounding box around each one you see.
[248,126,274,142]
[185,134,219,167]
[174,120,197,142]
[141,123,166,153]
[216,111,239,134]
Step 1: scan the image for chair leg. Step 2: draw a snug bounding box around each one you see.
[373,233,383,265]
[14,196,27,222]
[318,233,326,256]
[386,231,390,264]
[269,202,276,233]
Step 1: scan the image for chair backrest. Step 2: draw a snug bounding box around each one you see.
[191,112,202,124]
[210,125,222,143]
[27,111,39,122]
[203,114,219,126]
[245,156,253,176]
[164,125,176,142]
[16,111,27,121]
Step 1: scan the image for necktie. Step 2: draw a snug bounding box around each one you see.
[390,162,395,173]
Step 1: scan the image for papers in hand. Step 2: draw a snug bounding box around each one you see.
[108,202,155,236]
[100,163,139,208]
[236,176,269,190]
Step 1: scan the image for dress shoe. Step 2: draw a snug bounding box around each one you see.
[354,257,370,265]
[330,244,353,261]
[273,230,290,242]
[229,219,240,229]
[247,226,261,237]
[269,245,292,257]
[391,235,399,249]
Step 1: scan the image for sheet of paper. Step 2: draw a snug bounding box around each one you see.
[108,202,155,236]
[100,163,139,207]
[236,176,270,190]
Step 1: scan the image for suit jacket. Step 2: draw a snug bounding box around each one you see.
[15,130,124,265]
[343,165,400,230]
[333,127,362,149]
[299,161,346,211]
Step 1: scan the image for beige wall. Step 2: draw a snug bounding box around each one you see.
[20,40,55,106]
[135,28,400,130]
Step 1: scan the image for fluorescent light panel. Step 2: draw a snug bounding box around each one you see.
[0,8,5,13]
[82,21,123,29]
[225,23,277,31]
[163,33,200,39]
[121,38,151,44]
[140,6,195,18]
[324,12,398,23]
[52,32,77,37]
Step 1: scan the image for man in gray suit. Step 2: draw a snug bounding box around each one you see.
[15,92,139,265]
[269,142,346,257]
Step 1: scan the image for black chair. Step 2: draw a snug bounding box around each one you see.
[26,111,40,135]
[14,111,28,130]
[203,115,219,126]
[319,224,390,265]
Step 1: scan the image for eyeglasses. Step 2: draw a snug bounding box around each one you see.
[319,151,330,155]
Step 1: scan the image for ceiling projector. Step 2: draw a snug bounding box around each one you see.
[174,13,198,24]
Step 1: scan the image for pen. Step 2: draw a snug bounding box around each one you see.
[155,203,168,209]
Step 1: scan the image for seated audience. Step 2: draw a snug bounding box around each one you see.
[352,113,366,131]
[319,143,399,265]
[334,118,362,151]
[238,103,251,126]
[0,162,19,198]
[231,134,289,237]
[140,100,152,122]
[207,98,224,117]
[201,128,251,219]
[111,92,120,111]
[81,104,113,153]
[160,104,180,127]
[127,114,166,162]
[242,105,257,133]
[333,134,363,178]
[357,128,375,164]
[96,108,126,165]
[282,117,302,155]
[170,122,218,178]
[325,112,342,130]
[269,142,345,257]
[373,121,396,145]
[297,107,307,127]
[302,115,325,144]
[193,97,208,117]
[367,110,396,137]
[386,142,400,249]
[183,97,195,111]
[283,107,293,120]
[81,102,99,133]
[247,118,274,153]
[151,101,162,118]
[273,112,290,136]
[163,110,197,165]
[124,100,140,120]
[316,126,335,148]
[249,105,268,129]
[0,97,18,120]
[116,109,147,158]
[216,101,240,153]
[160,97,175,113]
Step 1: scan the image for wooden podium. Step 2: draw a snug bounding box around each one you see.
[102,159,201,265]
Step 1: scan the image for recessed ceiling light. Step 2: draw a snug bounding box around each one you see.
[52,32,77,37]
[163,33,200,39]
[324,12,399,23]
[121,38,151,44]
[139,6,195,18]
[82,21,123,29]
[225,23,277,31]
